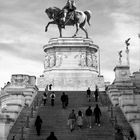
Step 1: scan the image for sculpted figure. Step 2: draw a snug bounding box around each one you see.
[44,54,50,68]
[92,53,97,68]
[45,4,91,38]
[118,50,122,65]
[62,0,76,28]
[55,55,62,67]
[49,54,55,67]
[87,54,93,67]
[79,52,86,67]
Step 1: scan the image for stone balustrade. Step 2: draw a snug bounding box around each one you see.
[0,74,38,140]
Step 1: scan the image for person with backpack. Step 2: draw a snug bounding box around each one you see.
[85,106,92,128]
[93,104,102,126]
[68,109,76,132]
[50,92,56,106]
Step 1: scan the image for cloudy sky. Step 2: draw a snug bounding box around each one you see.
[0,0,140,88]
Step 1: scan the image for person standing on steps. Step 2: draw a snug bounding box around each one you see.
[49,84,52,91]
[42,92,47,106]
[85,106,92,128]
[87,87,91,102]
[77,110,84,129]
[50,92,56,106]
[93,104,102,126]
[61,92,66,108]
[68,109,76,132]
[94,85,99,102]
[46,131,58,140]
[35,115,43,136]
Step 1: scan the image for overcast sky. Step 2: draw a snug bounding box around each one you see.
[0,0,140,88]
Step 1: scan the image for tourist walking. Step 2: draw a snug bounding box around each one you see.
[94,85,99,102]
[61,92,66,108]
[35,115,43,136]
[77,110,83,129]
[42,92,47,106]
[49,84,52,91]
[115,127,124,140]
[93,104,101,126]
[85,106,92,128]
[68,109,76,132]
[87,87,91,102]
[46,131,58,140]
[50,92,56,106]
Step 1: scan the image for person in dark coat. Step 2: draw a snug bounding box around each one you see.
[46,132,58,140]
[85,106,92,128]
[50,92,56,106]
[49,84,52,90]
[61,92,66,108]
[35,115,43,136]
[86,87,91,102]
[94,86,99,102]
[93,104,101,126]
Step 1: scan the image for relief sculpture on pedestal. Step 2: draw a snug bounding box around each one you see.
[79,52,86,67]
[44,54,50,68]
[87,53,93,67]
[49,54,55,67]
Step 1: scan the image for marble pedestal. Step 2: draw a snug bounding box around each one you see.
[37,37,105,91]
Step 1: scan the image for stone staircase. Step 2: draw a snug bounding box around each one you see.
[24,91,115,140]
[7,91,134,140]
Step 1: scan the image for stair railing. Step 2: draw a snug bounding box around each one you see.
[8,92,41,140]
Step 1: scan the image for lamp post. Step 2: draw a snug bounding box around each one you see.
[98,47,101,76]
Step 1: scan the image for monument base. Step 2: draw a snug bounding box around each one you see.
[37,37,105,91]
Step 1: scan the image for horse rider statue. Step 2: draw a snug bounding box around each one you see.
[62,0,77,28]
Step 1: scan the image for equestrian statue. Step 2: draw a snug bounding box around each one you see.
[45,0,92,38]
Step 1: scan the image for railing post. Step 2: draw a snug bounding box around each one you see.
[30,107,33,118]
[20,126,24,140]
[26,115,29,128]
[36,98,39,106]
[111,106,113,118]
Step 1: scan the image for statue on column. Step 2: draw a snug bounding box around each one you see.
[118,50,122,65]
[125,38,131,66]
[45,1,91,38]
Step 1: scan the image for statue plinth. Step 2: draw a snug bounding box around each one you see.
[37,37,105,91]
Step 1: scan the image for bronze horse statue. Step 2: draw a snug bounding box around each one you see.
[45,7,91,38]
